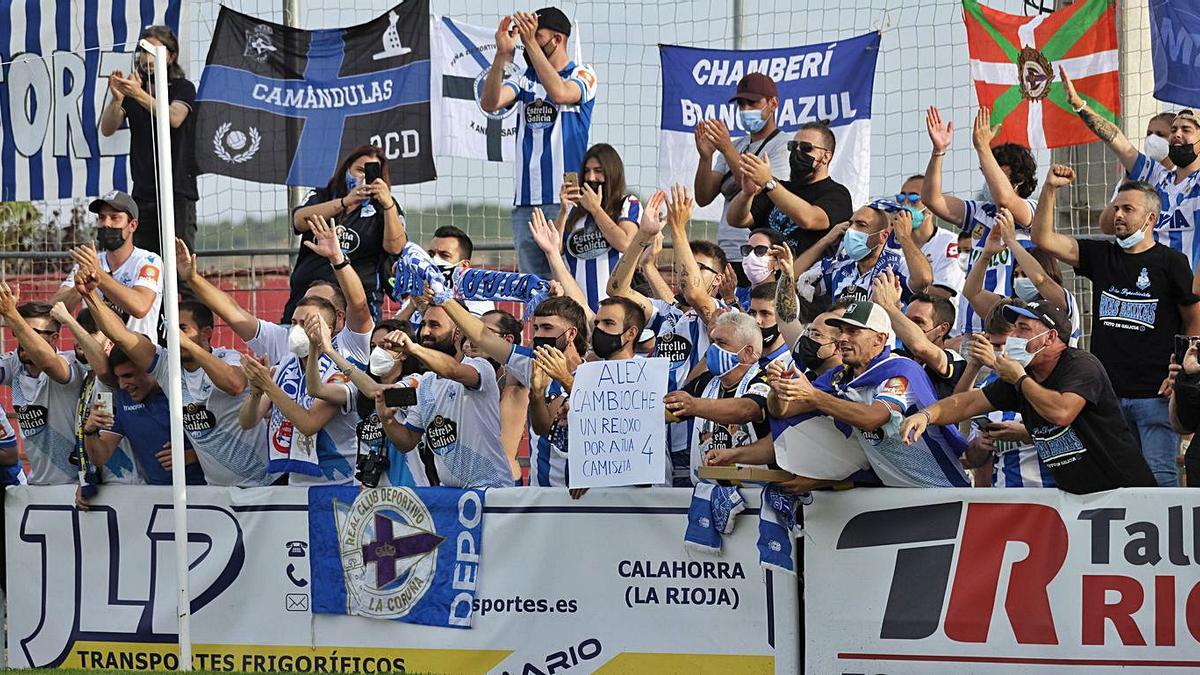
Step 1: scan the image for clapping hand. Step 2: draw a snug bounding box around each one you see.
[241,353,274,393]
[533,345,572,386]
[303,313,334,355]
[739,153,773,189]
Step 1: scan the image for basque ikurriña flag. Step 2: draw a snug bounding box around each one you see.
[309,486,485,628]
[194,0,435,187]
[964,0,1119,150]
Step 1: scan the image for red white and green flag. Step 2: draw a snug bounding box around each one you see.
[963,0,1119,149]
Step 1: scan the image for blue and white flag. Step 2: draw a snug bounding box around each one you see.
[194,0,435,187]
[0,0,181,200]
[310,485,485,628]
[657,33,880,217]
[1150,0,1200,108]
[430,16,522,162]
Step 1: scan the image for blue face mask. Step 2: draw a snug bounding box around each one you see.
[705,343,742,377]
[842,229,874,261]
[345,171,357,194]
[906,205,925,230]
[1116,226,1146,250]
[1002,330,1049,366]
[738,109,767,134]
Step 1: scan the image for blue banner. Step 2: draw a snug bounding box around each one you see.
[1150,0,1200,108]
[658,32,881,136]
[0,0,181,200]
[194,0,435,187]
[309,486,485,628]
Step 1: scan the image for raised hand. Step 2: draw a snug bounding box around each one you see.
[302,214,344,262]
[241,353,274,392]
[528,207,561,255]
[534,345,572,385]
[891,208,914,243]
[666,184,694,232]
[108,70,127,101]
[926,106,953,153]
[638,190,667,237]
[1045,164,1077,189]
[768,244,794,279]
[981,217,1006,257]
[870,269,901,309]
[175,238,197,282]
[994,206,1018,244]
[701,119,736,156]
[70,242,102,278]
[495,15,517,54]
[74,265,100,297]
[49,301,73,325]
[739,153,772,189]
[972,106,999,150]
[303,313,333,353]
[513,11,539,48]
[694,122,717,157]
[1058,66,1083,109]
[0,281,19,318]
[383,330,415,359]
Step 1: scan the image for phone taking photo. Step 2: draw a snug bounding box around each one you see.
[383,386,418,408]
[95,391,114,416]
[563,171,579,187]
[363,161,383,185]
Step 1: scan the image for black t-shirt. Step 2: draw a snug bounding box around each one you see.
[749,176,852,256]
[682,369,771,443]
[283,187,402,322]
[124,77,198,201]
[1074,240,1198,398]
[983,348,1155,494]
[895,346,966,400]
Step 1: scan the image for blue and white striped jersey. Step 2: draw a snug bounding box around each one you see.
[955,199,1037,335]
[1128,153,1200,270]
[813,248,912,304]
[564,195,641,311]
[503,62,598,207]
[649,299,711,485]
[506,345,570,487]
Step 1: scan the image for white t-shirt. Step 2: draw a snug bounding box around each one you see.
[269,353,359,486]
[247,318,372,368]
[398,356,509,488]
[712,129,792,261]
[921,227,965,297]
[61,247,163,338]
[0,352,84,484]
[151,346,273,487]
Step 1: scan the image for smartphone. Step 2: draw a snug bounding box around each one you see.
[95,391,114,416]
[971,416,995,432]
[1175,334,1198,365]
[363,161,383,185]
[563,171,579,187]
[383,386,418,408]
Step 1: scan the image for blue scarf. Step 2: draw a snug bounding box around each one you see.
[390,243,451,304]
[684,483,804,574]
[452,268,551,320]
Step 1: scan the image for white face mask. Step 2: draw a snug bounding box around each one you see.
[1013,277,1040,302]
[741,253,773,285]
[1144,134,1171,163]
[369,346,397,376]
[287,324,310,358]
[1002,329,1049,366]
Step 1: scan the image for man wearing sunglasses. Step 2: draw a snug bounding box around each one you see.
[0,284,96,485]
[694,73,792,287]
[894,175,965,300]
[725,122,853,258]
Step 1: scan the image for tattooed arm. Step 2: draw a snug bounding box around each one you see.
[771,245,804,348]
[1060,67,1139,171]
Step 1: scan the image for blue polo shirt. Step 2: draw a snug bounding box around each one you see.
[109,387,206,485]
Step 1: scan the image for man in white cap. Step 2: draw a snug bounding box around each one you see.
[769,300,969,487]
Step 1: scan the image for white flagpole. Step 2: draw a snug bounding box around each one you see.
[142,38,193,671]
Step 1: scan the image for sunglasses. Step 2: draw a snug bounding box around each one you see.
[895,192,921,204]
[697,263,721,276]
[740,244,771,257]
[787,140,827,154]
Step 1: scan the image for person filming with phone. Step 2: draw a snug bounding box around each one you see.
[285,144,408,323]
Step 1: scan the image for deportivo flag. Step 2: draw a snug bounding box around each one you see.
[658,34,880,219]
[430,16,523,162]
[309,486,485,627]
[194,0,435,187]
[964,0,1119,150]
[1150,0,1200,108]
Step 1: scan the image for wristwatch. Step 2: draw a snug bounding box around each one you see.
[763,179,778,192]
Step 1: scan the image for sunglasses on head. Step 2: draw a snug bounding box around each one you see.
[895,192,921,204]
[740,244,771,257]
[787,140,827,154]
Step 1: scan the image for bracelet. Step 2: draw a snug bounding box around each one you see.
[331,258,351,270]
[931,151,946,157]
[918,410,933,425]
[384,200,399,212]
[339,195,349,210]
[1015,374,1030,392]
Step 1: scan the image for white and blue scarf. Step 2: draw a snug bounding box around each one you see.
[684,483,805,574]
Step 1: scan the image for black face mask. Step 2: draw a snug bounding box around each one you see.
[591,327,626,359]
[789,150,816,182]
[532,331,568,352]
[794,335,831,372]
[760,324,781,353]
[96,227,127,251]
[522,38,555,68]
[585,180,604,195]
[1169,141,1198,168]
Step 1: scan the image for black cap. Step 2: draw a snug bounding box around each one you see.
[729,72,778,103]
[536,7,572,36]
[88,190,139,220]
[1002,300,1070,341]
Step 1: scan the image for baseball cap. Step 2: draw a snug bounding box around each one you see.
[729,73,778,104]
[866,198,905,214]
[535,7,572,36]
[88,190,138,220]
[826,301,892,336]
[1002,300,1070,341]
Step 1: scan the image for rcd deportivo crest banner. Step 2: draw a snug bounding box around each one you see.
[194,0,435,186]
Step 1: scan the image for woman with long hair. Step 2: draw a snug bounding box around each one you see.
[554,143,640,311]
[284,144,407,322]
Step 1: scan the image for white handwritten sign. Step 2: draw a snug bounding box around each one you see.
[568,357,668,488]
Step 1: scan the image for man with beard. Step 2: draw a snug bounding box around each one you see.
[52,192,163,339]
[0,284,106,485]
[724,121,853,256]
[1060,71,1200,270]
[376,305,511,489]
